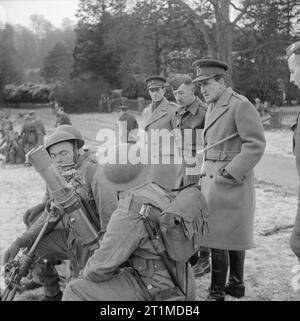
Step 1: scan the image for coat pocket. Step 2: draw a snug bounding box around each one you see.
[215,173,242,186]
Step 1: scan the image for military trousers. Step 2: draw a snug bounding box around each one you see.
[290,186,300,263]
[32,228,91,297]
[62,269,148,301]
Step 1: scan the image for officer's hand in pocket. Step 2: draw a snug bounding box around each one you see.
[216,168,238,185]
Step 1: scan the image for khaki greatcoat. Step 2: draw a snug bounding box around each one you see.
[200,87,266,250]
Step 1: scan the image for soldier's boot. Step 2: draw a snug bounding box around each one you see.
[40,285,63,301]
[21,277,42,291]
[192,249,211,278]
[206,249,228,301]
[224,250,245,298]
[32,260,62,301]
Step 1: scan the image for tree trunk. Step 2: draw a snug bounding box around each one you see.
[213,0,233,85]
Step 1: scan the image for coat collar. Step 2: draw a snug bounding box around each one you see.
[145,97,170,130]
[203,87,233,136]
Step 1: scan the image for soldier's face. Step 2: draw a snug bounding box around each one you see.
[148,87,165,102]
[173,83,195,107]
[199,77,225,103]
[288,54,300,90]
[49,141,75,167]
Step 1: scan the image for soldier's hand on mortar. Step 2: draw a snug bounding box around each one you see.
[23,203,45,227]
[3,239,23,264]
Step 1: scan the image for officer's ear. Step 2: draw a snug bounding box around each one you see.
[214,75,225,86]
[190,83,195,94]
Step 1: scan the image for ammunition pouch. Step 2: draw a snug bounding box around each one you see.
[149,286,185,301]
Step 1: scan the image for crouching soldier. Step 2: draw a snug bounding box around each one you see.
[62,143,210,301]
[5,131,25,164]
[3,125,118,300]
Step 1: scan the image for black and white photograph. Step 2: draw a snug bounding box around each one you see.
[0,0,300,304]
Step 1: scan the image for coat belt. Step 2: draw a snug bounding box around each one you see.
[204,150,239,161]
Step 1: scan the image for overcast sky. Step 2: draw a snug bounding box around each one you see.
[0,0,79,28]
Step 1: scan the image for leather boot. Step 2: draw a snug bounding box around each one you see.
[206,249,228,301]
[224,250,245,298]
[40,290,63,301]
[193,249,211,278]
[39,280,62,301]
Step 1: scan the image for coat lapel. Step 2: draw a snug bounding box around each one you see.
[203,88,233,136]
[145,98,169,130]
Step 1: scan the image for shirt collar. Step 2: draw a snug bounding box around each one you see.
[177,97,199,116]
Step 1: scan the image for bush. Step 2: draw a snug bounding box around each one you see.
[2,83,52,103]
[54,77,110,113]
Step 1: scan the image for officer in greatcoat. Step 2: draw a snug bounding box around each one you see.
[142,75,180,189]
[192,59,266,300]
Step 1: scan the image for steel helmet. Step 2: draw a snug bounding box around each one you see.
[96,143,150,193]
[45,125,85,151]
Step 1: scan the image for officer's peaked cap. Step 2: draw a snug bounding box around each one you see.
[192,59,229,83]
[145,75,167,89]
[286,41,300,59]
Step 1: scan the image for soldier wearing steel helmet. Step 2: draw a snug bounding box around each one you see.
[3,125,118,301]
[54,106,72,128]
[21,111,46,163]
[62,142,198,301]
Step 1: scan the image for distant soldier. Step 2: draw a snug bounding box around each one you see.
[30,111,46,145]
[0,130,7,162]
[3,111,13,132]
[55,106,72,127]
[118,105,139,143]
[0,111,6,135]
[5,131,25,164]
[142,75,179,189]
[0,111,5,133]
[21,112,45,161]
[0,112,8,161]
